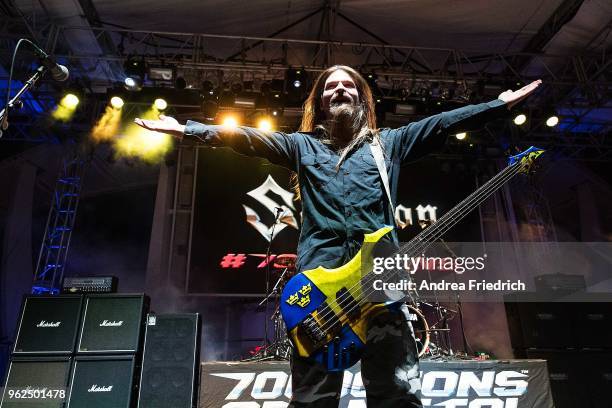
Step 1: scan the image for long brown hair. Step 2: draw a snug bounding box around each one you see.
[300,65,378,135]
[293,65,381,199]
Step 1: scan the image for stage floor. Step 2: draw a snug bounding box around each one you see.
[199,359,554,407]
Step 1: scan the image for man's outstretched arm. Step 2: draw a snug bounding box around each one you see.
[392,79,542,164]
[134,115,297,170]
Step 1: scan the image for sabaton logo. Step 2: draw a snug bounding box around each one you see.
[36,320,61,328]
[99,320,123,327]
[243,175,298,242]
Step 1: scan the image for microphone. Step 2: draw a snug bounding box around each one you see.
[31,44,69,82]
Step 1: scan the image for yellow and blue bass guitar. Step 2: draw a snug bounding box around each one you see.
[280,146,544,371]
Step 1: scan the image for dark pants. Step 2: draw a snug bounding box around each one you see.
[289,304,422,408]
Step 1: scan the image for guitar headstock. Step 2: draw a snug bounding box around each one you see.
[508,146,545,174]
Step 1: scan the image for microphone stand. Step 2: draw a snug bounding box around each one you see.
[438,237,471,357]
[0,66,46,138]
[261,208,283,357]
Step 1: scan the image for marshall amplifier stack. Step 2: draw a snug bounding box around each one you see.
[0,294,149,408]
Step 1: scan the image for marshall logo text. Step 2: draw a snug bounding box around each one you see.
[36,320,61,328]
[88,385,113,393]
[99,320,123,327]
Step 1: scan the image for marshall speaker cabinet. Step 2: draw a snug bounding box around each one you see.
[77,294,149,354]
[12,295,83,355]
[137,313,201,408]
[0,356,72,408]
[66,355,136,408]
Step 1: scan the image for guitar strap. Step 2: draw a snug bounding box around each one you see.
[368,140,396,226]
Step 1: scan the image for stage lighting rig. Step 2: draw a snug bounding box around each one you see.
[62,93,80,109]
[124,56,145,91]
[110,96,124,109]
[222,115,238,128]
[546,114,559,127]
[148,66,174,83]
[257,117,273,131]
[154,98,168,111]
[202,80,215,96]
[286,68,305,89]
[513,113,527,126]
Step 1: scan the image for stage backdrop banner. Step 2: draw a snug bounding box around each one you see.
[190,151,481,295]
[200,359,554,407]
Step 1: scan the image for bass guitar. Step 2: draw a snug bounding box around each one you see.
[280,146,544,371]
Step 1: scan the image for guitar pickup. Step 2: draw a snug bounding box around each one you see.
[316,303,341,332]
[336,288,360,319]
[301,314,327,344]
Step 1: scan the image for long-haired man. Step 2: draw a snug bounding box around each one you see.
[136,65,541,407]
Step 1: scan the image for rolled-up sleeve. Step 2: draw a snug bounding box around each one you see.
[184,120,297,170]
[392,98,508,164]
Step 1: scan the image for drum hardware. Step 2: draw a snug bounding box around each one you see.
[244,266,294,362]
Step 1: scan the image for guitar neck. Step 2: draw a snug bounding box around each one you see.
[400,160,523,257]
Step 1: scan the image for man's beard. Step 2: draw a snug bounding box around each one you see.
[325,102,367,147]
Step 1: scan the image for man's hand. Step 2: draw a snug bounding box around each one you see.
[498,79,542,110]
[134,115,185,138]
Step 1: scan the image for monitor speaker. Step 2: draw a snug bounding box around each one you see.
[137,313,201,408]
[13,295,83,355]
[0,357,72,408]
[66,355,136,408]
[77,294,148,354]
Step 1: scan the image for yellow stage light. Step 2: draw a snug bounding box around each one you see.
[52,93,80,121]
[455,132,467,140]
[91,106,122,142]
[513,114,527,125]
[110,96,124,109]
[154,98,168,111]
[546,115,559,127]
[62,94,80,109]
[257,118,273,132]
[113,108,172,163]
[222,116,238,129]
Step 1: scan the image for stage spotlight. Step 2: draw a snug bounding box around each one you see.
[124,56,145,91]
[546,115,559,127]
[513,114,527,125]
[257,118,273,132]
[124,77,142,91]
[202,80,215,96]
[286,68,305,89]
[222,115,238,129]
[154,98,168,111]
[52,93,80,121]
[110,96,124,109]
[201,100,218,120]
[62,93,80,109]
[455,132,467,140]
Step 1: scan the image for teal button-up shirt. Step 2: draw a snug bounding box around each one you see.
[184,99,507,272]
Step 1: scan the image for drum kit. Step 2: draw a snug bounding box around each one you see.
[244,255,470,362]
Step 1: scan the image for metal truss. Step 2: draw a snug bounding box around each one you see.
[32,151,88,294]
[0,17,610,160]
[0,17,607,89]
